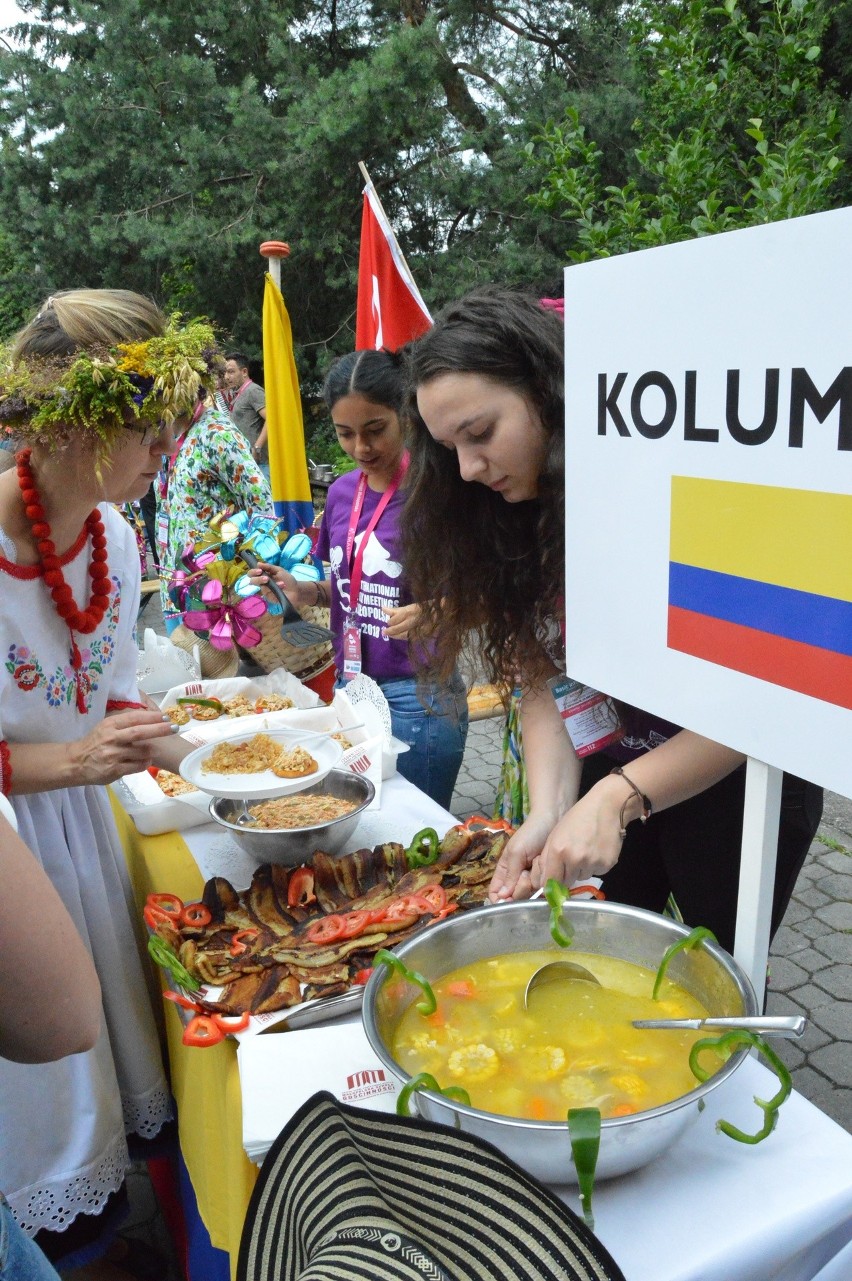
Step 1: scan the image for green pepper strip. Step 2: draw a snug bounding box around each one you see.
[651,925,718,1001]
[544,878,575,949]
[177,696,224,712]
[568,1107,601,1231]
[396,1071,472,1117]
[405,827,440,869]
[374,948,437,1015]
[689,1029,792,1144]
[147,934,201,993]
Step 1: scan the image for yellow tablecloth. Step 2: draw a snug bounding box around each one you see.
[112,798,257,1277]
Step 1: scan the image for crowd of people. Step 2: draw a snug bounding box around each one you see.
[0,283,822,1279]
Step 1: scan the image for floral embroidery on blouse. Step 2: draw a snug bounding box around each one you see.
[4,576,122,713]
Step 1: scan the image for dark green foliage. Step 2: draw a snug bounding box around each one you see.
[0,0,846,389]
[0,0,626,368]
[526,0,845,261]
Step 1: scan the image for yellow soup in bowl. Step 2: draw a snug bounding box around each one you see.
[390,949,712,1122]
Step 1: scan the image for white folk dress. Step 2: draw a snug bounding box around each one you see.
[0,506,171,1236]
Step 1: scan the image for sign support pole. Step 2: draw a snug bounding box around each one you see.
[733,758,783,1007]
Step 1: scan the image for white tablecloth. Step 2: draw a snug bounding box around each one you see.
[175,776,852,1281]
[581,1056,852,1281]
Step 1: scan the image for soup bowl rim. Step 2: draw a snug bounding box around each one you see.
[362,898,758,1133]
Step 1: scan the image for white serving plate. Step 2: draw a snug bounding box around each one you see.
[179,727,343,800]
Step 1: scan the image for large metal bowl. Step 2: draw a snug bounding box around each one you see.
[208,769,374,866]
[362,899,758,1184]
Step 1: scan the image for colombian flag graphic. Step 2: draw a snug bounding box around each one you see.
[668,478,852,710]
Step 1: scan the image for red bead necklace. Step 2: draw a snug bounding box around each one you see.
[16,449,110,712]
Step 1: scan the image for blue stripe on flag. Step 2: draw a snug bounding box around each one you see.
[272,499,315,534]
[668,561,852,658]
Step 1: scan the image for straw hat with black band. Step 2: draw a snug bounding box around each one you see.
[238,1092,625,1281]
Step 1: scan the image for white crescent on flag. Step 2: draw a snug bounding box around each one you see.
[356,183,431,351]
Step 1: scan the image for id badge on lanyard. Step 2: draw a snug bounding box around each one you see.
[341,614,363,682]
[547,675,623,757]
[155,510,169,555]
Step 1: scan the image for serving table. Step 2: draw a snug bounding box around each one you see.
[112,781,852,1281]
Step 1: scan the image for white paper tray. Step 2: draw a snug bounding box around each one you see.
[117,672,322,835]
[111,773,213,837]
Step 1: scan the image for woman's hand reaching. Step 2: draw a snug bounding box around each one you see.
[526,783,626,891]
[68,708,180,786]
[245,561,316,609]
[488,774,629,901]
[8,708,182,794]
[487,810,556,902]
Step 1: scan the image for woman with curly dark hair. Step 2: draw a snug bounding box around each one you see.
[403,286,822,953]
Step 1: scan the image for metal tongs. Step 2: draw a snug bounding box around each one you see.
[632,1014,806,1038]
[238,548,333,649]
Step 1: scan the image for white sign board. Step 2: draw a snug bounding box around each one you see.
[563,207,851,800]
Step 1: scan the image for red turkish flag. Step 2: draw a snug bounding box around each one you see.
[356,183,431,351]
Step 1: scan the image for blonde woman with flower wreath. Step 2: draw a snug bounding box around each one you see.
[0,290,211,1278]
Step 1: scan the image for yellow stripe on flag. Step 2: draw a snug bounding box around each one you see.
[263,273,312,510]
[670,477,852,603]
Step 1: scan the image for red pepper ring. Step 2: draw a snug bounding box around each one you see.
[181,902,213,928]
[146,892,184,917]
[457,814,515,835]
[212,1011,251,1034]
[287,866,316,909]
[163,989,202,1012]
[230,928,259,956]
[143,903,174,931]
[182,1014,225,1048]
[569,884,606,901]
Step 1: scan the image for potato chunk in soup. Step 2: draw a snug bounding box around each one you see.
[391,949,713,1122]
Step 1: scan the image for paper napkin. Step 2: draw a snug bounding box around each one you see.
[237,1019,401,1164]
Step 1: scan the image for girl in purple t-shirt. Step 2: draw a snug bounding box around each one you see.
[251,350,468,810]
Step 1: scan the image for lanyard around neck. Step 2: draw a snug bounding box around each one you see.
[345,452,409,611]
[230,379,252,408]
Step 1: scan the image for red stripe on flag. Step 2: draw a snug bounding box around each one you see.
[356,186,431,351]
[667,605,852,710]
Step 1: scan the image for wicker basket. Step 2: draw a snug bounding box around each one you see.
[170,624,242,680]
[243,603,335,679]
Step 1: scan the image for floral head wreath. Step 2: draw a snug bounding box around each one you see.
[0,314,219,448]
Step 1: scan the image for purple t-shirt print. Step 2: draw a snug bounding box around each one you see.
[316,470,415,683]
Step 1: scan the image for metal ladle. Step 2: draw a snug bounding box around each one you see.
[523,960,601,1010]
